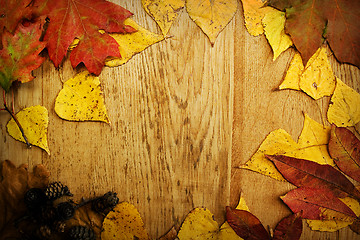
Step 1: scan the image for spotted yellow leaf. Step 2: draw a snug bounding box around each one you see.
[262,9,293,60]
[186,0,238,44]
[242,114,333,181]
[327,78,360,127]
[7,105,49,154]
[142,0,185,36]
[101,202,149,240]
[55,71,109,123]
[240,0,273,36]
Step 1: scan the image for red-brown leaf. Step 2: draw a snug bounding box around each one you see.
[266,155,360,200]
[281,187,357,220]
[226,207,270,240]
[34,0,137,75]
[350,219,360,235]
[273,212,303,240]
[329,125,360,182]
[268,0,360,68]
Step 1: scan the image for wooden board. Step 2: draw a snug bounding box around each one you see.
[0,1,359,239]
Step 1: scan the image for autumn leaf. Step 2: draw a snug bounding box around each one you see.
[327,78,360,127]
[266,155,360,200]
[268,0,360,67]
[186,0,238,45]
[54,71,109,123]
[281,187,357,221]
[0,160,50,239]
[158,227,178,240]
[226,207,270,240]
[273,212,302,240]
[142,0,185,36]
[34,0,137,75]
[262,8,292,61]
[101,202,149,240]
[278,53,302,90]
[350,219,360,235]
[240,0,272,36]
[0,19,46,92]
[105,18,165,67]
[7,105,50,154]
[329,125,360,182]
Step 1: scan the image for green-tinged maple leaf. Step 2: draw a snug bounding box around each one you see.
[34,0,137,75]
[268,0,360,68]
[0,20,46,92]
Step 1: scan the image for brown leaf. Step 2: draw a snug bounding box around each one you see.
[0,160,50,239]
[266,155,360,200]
[226,207,270,240]
[281,187,357,221]
[329,125,360,182]
[158,226,177,240]
[350,219,360,234]
[273,212,303,240]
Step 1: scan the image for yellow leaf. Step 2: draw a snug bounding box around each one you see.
[106,18,165,67]
[279,52,303,90]
[54,71,109,123]
[7,105,49,154]
[242,114,334,181]
[327,78,360,127]
[240,0,272,36]
[262,9,292,60]
[307,197,360,232]
[186,0,238,44]
[101,202,149,240]
[299,47,336,100]
[142,0,185,36]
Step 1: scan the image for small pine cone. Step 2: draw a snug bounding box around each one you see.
[45,182,73,201]
[68,226,95,240]
[56,202,75,221]
[53,221,66,233]
[92,191,119,213]
[24,188,46,210]
[38,225,52,239]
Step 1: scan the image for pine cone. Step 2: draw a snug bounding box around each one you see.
[44,182,73,201]
[24,188,47,210]
[38,225,52,239]
[91,191,119,213]
[53,221,66,233]
[56,202,75,221]
[68,226,95,240]
[38,204,57,223]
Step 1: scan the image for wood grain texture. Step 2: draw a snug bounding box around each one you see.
[0,1,359,239]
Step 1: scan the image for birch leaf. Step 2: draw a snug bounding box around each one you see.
[186,0,238,44]
[262,9,292,60]
[55,71,109,123]
[7,105,49,154]
[240,0,272,36]
[327,78,360,127]
[141,0,185,36]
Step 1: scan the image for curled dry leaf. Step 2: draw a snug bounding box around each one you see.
[273,212,302,240]
[240,0,272,36]
[54,71,109,123]
[142,0,185,36]
[186,0,238,45]
[7,105,50,154]
[0,160,50,239]
[329,125,360,182]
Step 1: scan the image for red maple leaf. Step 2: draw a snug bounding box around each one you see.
[34,0,136,75]
[268,0,360,68]
[0,19,46,92]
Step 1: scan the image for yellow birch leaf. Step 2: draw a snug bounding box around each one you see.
[186,0,238,45]
[307,197,360,232]
[106,18,165,67]
[7,105,49,154]
[299,47,336,100]
[262,9,293,61]
[279,53,303,90]
[55,71,109,123]
[327,78,360,127]
[142,0,185,36]
[240,0,272,36]
[101,202,149,240]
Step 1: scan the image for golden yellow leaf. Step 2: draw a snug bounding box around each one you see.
[101,202,149,240]
[307,197,360,232]
[240,0,272,36]
[142,0,185,36]
[242,114,333,181]
[54,71,109,123]
[7,105,49,154]
[186,0,238,44]
[327,78,360,127]
[279,53,303,90]
[262,9,293,60]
